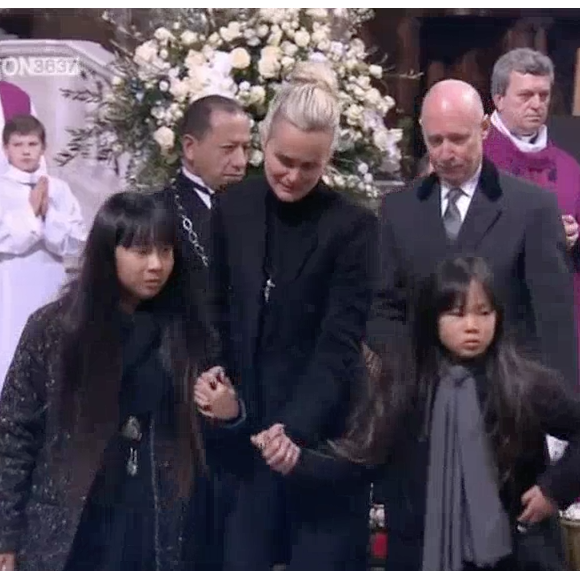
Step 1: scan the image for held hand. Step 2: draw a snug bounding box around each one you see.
[251,424,301,475]
[194,368,239,421]
[193,366,227,407]
[251,423,285,450]
[0,553,15,571]
[518,485,558,525]
[562,214,579,249]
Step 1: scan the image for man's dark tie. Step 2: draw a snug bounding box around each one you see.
[443,188,463,241]
[192,182,213,198]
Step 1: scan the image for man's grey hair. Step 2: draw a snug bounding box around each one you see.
[491,48,554,98]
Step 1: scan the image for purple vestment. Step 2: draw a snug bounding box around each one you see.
[484,124,580,379]
[0,80,31,120]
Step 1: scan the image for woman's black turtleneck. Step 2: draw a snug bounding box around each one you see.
[263,184,324,286]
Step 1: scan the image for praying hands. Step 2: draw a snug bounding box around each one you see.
[29,176,49,219]
[251,423,301,475]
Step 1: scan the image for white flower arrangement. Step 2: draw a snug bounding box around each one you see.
[58,8,403,198]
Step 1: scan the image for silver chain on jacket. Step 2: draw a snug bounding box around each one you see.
[172,184,210,268]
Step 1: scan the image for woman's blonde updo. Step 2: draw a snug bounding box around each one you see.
[260,60,341,148]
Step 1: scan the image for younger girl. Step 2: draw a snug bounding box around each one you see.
[0,192,241,571]
[254,255,580,571]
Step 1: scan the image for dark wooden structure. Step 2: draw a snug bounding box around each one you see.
[364,9,580,174]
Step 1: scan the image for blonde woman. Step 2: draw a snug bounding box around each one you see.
[196,61,378,570]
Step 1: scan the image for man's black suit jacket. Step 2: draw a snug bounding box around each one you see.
[366,158,578,391]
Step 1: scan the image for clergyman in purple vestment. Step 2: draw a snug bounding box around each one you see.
[483,48,580,385]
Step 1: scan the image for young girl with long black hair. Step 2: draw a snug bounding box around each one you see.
[0,192,241,571]
[253,255,580,571]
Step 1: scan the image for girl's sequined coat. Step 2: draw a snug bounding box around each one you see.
[0,301,217,571]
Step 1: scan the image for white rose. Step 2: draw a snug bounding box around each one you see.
[239,80,251,92]
[169,78,190,102]
[259,9,285,24]
[383,95,395,112]
[180,30,198,46]
[330,41,345,56]
[220,26,236,43]
[372,128,392,152]
[364,173,374,184]
[250,149,264,166]
[112,76,123,86]
[281,56,295,70]
[151,106,165,120]
[317,39,331,52]
[334,174,346,188]
[230,47,251,70]
[261,46,282,64]
[268,29,283,47]
[294,30,310,48]
[365,87,382,107]
[227,22,241,38]
[159,48,169,60]
[249,85,266,106]
[281,41,299,57]
[306,8,328,20]
[208,32,221,47]
[172,21,181,31]
[159,80,169,92]
[185,50,205,71]
[357,162,369,175]
[345,59,358,71]
[153,126,175,151]
[350,38,366,59]
[357,75,371,89]
[247,36,261,47]
[345,104,363,125]
[134,41,157,65]
[258,57,279,79]
[154,27,173,43]
[369,64,382,79]
[257,24,270,38]
[311,29,328,45]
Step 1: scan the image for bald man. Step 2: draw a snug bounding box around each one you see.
[367,79,577,566]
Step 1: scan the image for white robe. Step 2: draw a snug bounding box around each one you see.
[0,165,87,388]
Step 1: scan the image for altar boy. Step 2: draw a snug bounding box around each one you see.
[0,114,87,388]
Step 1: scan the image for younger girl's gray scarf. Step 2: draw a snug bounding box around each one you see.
[422,365,513,570]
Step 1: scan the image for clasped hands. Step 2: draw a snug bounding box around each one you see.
[251,423,301,475]
[194,366,300,475]
[29,176,49,220]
